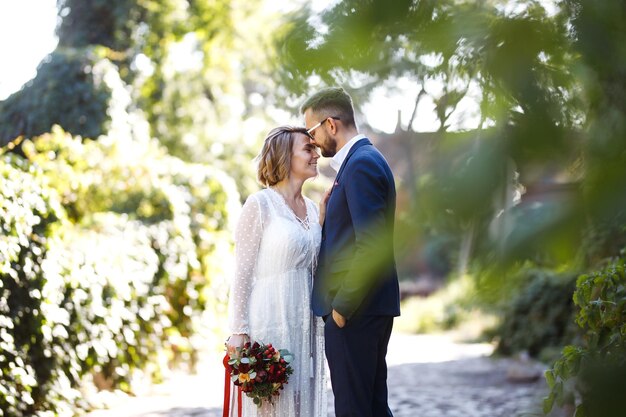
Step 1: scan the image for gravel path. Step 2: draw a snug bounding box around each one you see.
[85,333,553,417]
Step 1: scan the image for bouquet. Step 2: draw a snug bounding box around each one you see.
[226,341,294,407]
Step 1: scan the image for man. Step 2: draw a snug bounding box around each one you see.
[302,87,400,417]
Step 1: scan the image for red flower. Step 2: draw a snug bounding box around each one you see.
[225,340,294,407]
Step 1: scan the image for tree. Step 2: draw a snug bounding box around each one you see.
[0,0,286,197]
[277,3,626,413]
[275,0,585,270]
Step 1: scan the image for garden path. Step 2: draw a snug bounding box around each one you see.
[85,333,555,417]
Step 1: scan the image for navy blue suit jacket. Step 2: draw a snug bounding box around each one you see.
[312,138,400,320]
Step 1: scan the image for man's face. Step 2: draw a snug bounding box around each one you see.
[304,108,337,157]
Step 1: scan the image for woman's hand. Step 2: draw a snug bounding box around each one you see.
[226,334,249,358]
[318,187,332,225]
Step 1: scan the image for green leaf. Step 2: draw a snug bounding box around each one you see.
[555,381,564,404]
[573,404,586,417]
[543,393,555,414]
[545,369,555,388]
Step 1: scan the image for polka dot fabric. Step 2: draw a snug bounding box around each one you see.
[227,188,327,417]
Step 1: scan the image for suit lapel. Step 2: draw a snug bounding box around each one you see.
[334,138,372,184]
[322,138,372,235]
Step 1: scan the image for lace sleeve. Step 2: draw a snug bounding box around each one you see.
[227,194,264,334]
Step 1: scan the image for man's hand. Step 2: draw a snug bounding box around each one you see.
[332,309,346,328]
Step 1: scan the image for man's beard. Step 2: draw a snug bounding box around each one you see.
[321,137,337,157]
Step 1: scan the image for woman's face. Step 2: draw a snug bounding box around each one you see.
[290,133,320,180]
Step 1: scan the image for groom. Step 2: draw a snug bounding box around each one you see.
[302,87,400,417]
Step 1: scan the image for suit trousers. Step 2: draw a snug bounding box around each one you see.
[324,314,394,417]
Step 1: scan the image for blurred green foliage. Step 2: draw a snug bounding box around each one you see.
[545,254,626,417]
[276,3,626,415]
[0,50,112,144]
[543,1,626,415]
[276,0,585,267]
[0,127,239,417]
[395,275,481,334]
[0,1,297,415]
[0,0,285,198]
[1,151,64,416]
[490,267,579,361]
[56,0,135,51]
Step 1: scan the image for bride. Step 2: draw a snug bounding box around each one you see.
[227,126,329,417]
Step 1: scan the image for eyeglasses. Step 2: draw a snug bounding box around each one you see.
[306,116,341,139]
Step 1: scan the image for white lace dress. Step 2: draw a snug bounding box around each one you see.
[228,188,327,417]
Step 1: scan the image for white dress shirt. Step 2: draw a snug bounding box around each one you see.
[330,134,367,172]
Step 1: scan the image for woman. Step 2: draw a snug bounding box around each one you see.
[227,126,328,417]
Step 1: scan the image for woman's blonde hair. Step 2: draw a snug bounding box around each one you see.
[256,126,309,186]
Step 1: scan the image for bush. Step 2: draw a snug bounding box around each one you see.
[0,127,239,416]
[490,267,579,361]
[395,275,485,335]
[0,154,67,416]
[545,254,626,417]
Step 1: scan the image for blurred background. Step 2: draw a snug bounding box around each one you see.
[1,1,625,416]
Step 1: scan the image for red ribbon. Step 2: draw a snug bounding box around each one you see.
[223,354,242,417]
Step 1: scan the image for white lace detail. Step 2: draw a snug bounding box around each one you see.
[227,189,327,417]
[267,187,311,230]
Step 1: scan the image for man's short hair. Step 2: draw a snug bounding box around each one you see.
[300,87,356,129]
